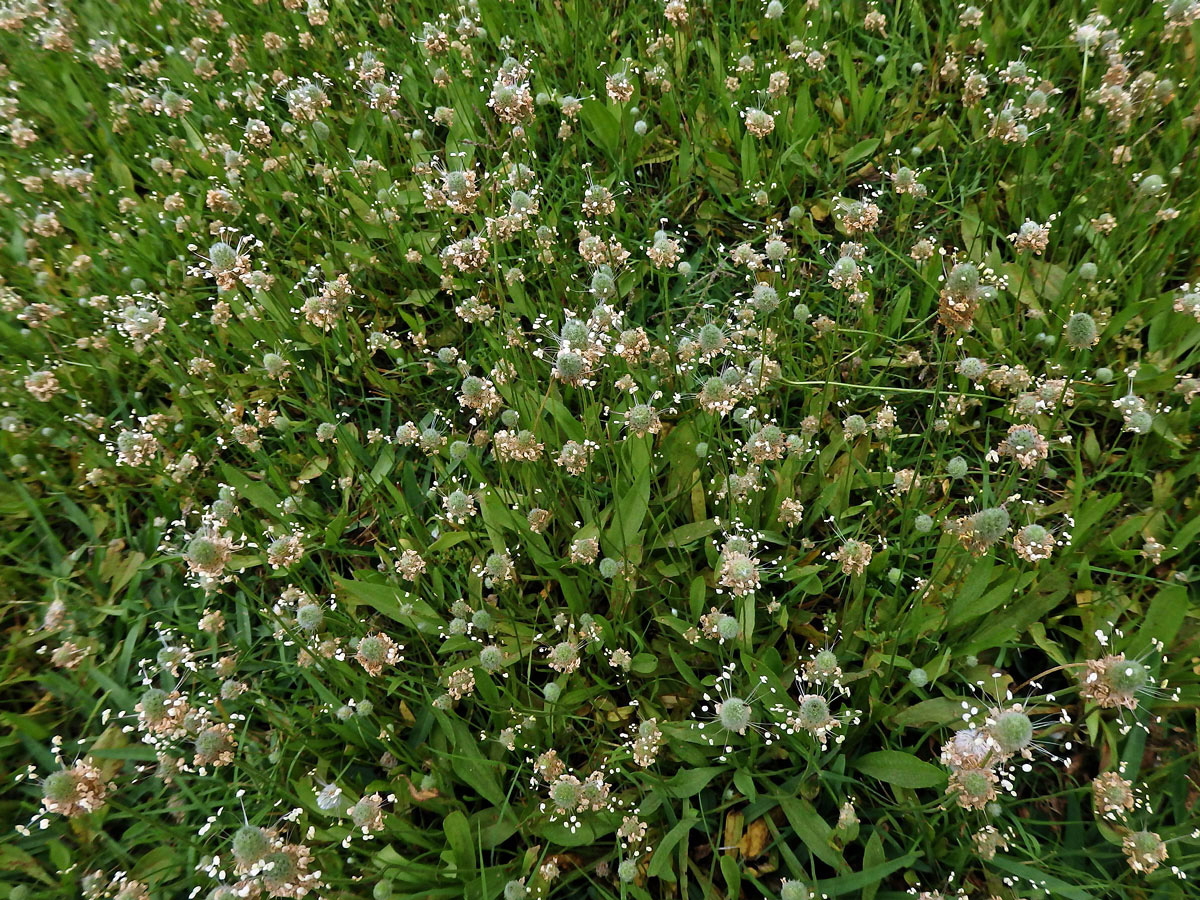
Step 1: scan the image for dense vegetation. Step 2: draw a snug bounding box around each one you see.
[1,1,1198,899]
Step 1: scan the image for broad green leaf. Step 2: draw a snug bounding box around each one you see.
[778,796,845,870]
[664,766,723,798]
[854,750,946,789]
[817,851,919,898]
[443,811,474,872]
[890,697,965,728]
[580,99,620,157]
[860,831,887,900]
[647,814,697,879]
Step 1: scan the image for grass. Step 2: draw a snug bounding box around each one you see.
[0,0,1198,899]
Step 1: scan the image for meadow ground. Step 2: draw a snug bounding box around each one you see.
[1,1,1199,899]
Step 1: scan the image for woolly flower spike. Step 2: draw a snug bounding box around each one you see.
[114,428,161,467]
[717,551,761,596]
[891,166,927,197]
[940,728,1002,771]
[1080,653,1153,711]
[714,530,767,597]
[135,687,190,738]
[433,161,480,214]
[296,603,324,633]
[187,232,259,292]
[606,68,636,103]
[832,538,873,576]
[266,533,305,570]
[546,638,582,674]
[996,423,1049,469]
[663,0,688,25]
[444,667,476,700]
[829,254,862,290]
[984,705,1035,758]
[1092,772,1137,819]
[552,346,590,385]
[717,696,753,734]
[1064,312,1100,350]
[261,842,318,897]
[541,769,612,835]
[743,106,775,138]
[836,198,882,234]
[354,632,402,676]
[555,440,596,475]
[440,234,490,273]
[1175,374,1200,404]
[693,373,740,416]
[41,759,112,817]
[193,722,236,768]
[23,369,62,401]
[184,530,238,582]
[1173,286,1200,321]
[1122,829,1168,874]
[582,184,616,218]
[348,793,385,834]
[700,607,742,643]
[457,375,504,417]
[938,261,987,332]
[1008,218,1054,254]
[623,403,663,438]
[489,59,535,124]
[689,320,731,361]
[479,550,517,585]
[780,881,816,900]
[779,497,805,527]
[494,429,544,462]
[232,824,274,870]
[1013,523,1057,562]
[647,230,683,268]
[973,824,1009,860]
[547,774,583,813]
[950,505,1011,555]
[629,718,665,767]
[803,647,843,685]
[779,678,860,748]
[947,765,999,810]
[697,663,778,761]
[298,273,355,331]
